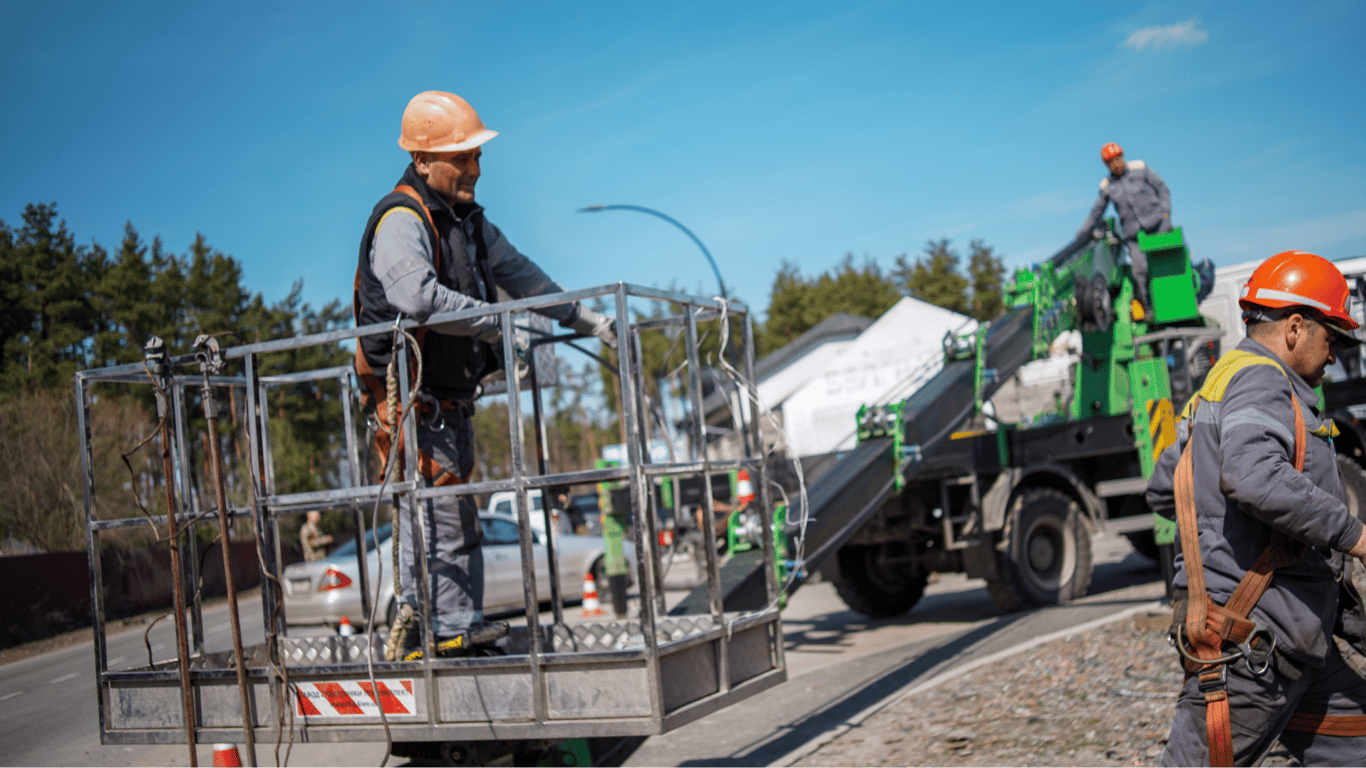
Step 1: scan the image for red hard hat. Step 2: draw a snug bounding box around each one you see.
[1100,142,1124,161]
[1239,250,1359,331]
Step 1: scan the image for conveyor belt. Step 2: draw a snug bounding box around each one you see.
[669,306,1038,615]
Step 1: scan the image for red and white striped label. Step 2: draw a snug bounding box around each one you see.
[295,679,415,718]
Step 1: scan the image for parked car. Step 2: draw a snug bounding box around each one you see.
[282,513,634,627]
[484,489,566,535]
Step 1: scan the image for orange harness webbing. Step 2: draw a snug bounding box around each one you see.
[353,184,466,488]
[1174,392,1306,766]
[1284,712,1366,736]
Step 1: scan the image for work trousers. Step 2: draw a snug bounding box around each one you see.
[1126,218,1173,306]
[395,401,484,637]
[1161,641,1366,766]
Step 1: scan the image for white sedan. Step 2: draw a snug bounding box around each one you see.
[282,512,635,627]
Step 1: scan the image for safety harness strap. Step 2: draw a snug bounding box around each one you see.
[1173,351,1308,766]
[352,185,466,486]
[1284,713,1366,736]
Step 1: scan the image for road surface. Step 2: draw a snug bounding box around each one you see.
[0,533,1162,766]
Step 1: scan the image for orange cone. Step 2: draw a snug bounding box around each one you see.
[338,616,355,636]
[212,744,243,767]
[736,469,755,506]
[581,573,605,617]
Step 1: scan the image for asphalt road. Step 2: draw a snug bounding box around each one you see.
[0,533,1162,766]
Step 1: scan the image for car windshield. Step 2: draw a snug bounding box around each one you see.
[326,523,393,560]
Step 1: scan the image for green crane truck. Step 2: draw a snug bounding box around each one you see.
[676,220,1220,618]
[824,224,1218,614]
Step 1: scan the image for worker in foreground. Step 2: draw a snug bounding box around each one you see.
[354,90,617,659]
[1076,142,1171,310]
[1147,250,1366,765]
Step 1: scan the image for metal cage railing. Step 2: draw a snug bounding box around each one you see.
[76,283,786,758]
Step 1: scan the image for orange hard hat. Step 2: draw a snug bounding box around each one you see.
[1239,250,1359,331]
[398,91,497,153]
[1100,142,1123,161]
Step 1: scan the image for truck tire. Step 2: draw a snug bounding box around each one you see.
[832,543,928,618]
[986,487,1093,612]
[1338,454,1366,523]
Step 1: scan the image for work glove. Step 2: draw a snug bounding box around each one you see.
[478,325,531,380]
[476,324,530,353]
[570,306,618,349]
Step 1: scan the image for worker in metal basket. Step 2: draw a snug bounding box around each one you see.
[354,90,617,658]
[1146,250,1366,765]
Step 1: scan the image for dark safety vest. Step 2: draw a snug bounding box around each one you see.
[353,165,500,401]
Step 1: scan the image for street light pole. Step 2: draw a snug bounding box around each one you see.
[578,204,728,299]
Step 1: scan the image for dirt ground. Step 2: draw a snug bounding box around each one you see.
[797,611,1196,767]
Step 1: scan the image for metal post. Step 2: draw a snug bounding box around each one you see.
[394,335,438,722]
[145,337,198,766]
[683,307,724,622]
[503,309,548,723]
[193,336,256,765]
[686,304,729,696]
[527,344,564,625]
[632,327,666,616]
[613,285,666,725]
[75,374,111,749]
[170,382,206,656]
[339,371,371,625]
[242,352,283,727]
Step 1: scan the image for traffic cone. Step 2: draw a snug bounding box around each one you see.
[212,744,243,767]
[338,616,355,636]
[581,573,605,617]
[736,469,755,506]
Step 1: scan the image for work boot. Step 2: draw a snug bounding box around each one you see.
[438,620,510,657]
[405,621,510,660]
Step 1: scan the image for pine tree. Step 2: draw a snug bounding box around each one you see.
[0,203,103,392]
[758,255,901,355]
[894,239,970,315]
[967,239,1006,321]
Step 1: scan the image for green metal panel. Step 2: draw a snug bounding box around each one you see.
[1140,227,1200,323]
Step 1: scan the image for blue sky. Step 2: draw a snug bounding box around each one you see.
[2,1,1363,322]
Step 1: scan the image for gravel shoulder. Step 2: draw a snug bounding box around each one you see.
[795,610,1183,767]
[795,565,1366,767]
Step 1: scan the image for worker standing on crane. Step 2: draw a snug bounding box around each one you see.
[1076,142,1172,311]
[1147,250,1366,765]
[355,90,617,658]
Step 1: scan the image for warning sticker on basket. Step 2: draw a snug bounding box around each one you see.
[295,679,415,718]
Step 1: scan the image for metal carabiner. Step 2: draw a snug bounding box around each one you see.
[1173,624,1244,667]
[417,392,445,432]
[1236,622,1276,677]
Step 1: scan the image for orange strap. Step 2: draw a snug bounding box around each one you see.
[1174,392,1306,766]
[353,185,465,486]
[1284,712,1366,736]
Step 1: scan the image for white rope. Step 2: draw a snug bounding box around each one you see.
[706,298,811,628]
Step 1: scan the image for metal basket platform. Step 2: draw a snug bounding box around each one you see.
[79,285,786,751]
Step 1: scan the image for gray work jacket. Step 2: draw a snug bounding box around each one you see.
[1077,160,1172,240]
[1146,337,1363,666]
